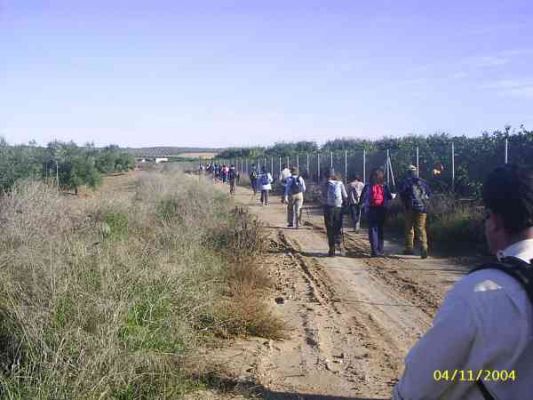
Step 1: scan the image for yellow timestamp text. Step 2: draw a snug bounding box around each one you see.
[433,369,517,382]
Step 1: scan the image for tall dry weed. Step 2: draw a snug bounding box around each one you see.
[0,171,281,399]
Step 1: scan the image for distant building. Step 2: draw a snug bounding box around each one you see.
[155,157,168,164]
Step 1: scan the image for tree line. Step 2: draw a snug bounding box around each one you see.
[0,139,135,193]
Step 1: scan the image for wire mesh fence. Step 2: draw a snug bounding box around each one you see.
[213,136,529,198]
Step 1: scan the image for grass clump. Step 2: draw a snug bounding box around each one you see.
[0,171,281,398]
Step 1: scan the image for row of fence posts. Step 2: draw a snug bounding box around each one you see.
[215,138,511,191]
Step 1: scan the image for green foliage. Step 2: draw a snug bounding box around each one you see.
[103,212,129,240]
[0,139,135,193]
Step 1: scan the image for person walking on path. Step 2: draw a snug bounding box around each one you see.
[279,163,291,198]
[257,166,273,206]
[249,164,259,195]
[394,164,533,400]
[283,167,306,229]
[322,169,348,257]
[347,175,365,232]
[360,168,393,257]
[228,165,239,195]
[399,165,431,258]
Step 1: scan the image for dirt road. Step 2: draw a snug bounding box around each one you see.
[210,183,475,400]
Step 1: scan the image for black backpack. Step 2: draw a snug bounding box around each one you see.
[410,180,429,212]
[468,256,533,400]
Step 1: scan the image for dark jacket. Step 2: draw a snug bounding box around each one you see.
[399,176,431,213]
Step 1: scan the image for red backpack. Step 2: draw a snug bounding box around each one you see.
[371,184,384,207]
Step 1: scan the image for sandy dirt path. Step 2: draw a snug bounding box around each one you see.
[204,181,479,400]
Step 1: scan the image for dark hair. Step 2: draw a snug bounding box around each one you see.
[370,168,385,184]
[354,175,362,181]
[482,164,533,234]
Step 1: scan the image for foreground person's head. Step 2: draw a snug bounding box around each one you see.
[483,164,533,254]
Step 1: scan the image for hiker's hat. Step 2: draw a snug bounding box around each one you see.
[326,168,336,178]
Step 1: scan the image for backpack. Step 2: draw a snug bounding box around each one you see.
[348,185,359,205]
[411,180,429,212]
[260,173,270,186]
[326,181,342,206]
[371,184,384,207]
[469,256,533,400]
[469,256,533,304]
[250,170,258,180]
[229,168,236,180]
[288,176,304,195]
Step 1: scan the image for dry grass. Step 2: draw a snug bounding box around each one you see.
[0,171,281,399]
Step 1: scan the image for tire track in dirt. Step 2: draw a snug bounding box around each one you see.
[211,183,463,398]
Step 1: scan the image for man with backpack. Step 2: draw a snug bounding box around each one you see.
[399,165,431,259]
[228,165,239,195]
[283,167,306,229]
[394,164,533,400]
[347,175,365,232]
[257,166,273,206]
[249,164,259,195]
[322,169,348,257]
[360,168,393,257]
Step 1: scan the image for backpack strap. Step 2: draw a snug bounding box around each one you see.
[476,380,496,400]
[469,256,533,304]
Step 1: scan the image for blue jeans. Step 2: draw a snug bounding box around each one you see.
[367,207,386,255]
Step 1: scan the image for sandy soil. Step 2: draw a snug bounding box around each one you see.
[206,182,477,400]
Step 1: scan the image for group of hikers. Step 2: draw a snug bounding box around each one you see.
[201,161,533,399]
[243,162,431,259]
[255,163,533,399]
[201,163,240,194]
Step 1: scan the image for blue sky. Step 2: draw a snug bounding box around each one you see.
[1,0,532,148]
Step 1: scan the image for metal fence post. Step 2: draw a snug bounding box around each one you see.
[363,149,366,183]
[386,149,390,185]
[317,153,321,184]
[505,137,509,164]
[306,152,310,176]
[330,151,333,169]
[451,142,455,192]
[271,157,274,176]
[286,156,290,168]
[344,150,348,183]
[296,153,300,170]
[416,146,420,177]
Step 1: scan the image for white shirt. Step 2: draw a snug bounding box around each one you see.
[394,238,533,400]
[257,173,273,191]
[280,168,291,185]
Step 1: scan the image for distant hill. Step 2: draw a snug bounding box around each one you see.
[125,147,219,158]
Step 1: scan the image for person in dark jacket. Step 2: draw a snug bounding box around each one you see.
[399,165,431,258]
[360,168,393,257]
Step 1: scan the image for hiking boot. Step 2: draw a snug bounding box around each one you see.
[328,247,335,257]
[287,224,294,228]
[421,249,429,259]
[402,249,415,255]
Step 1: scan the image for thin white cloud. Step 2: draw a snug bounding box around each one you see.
[481,79,533,99]
[463,55,509,68]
